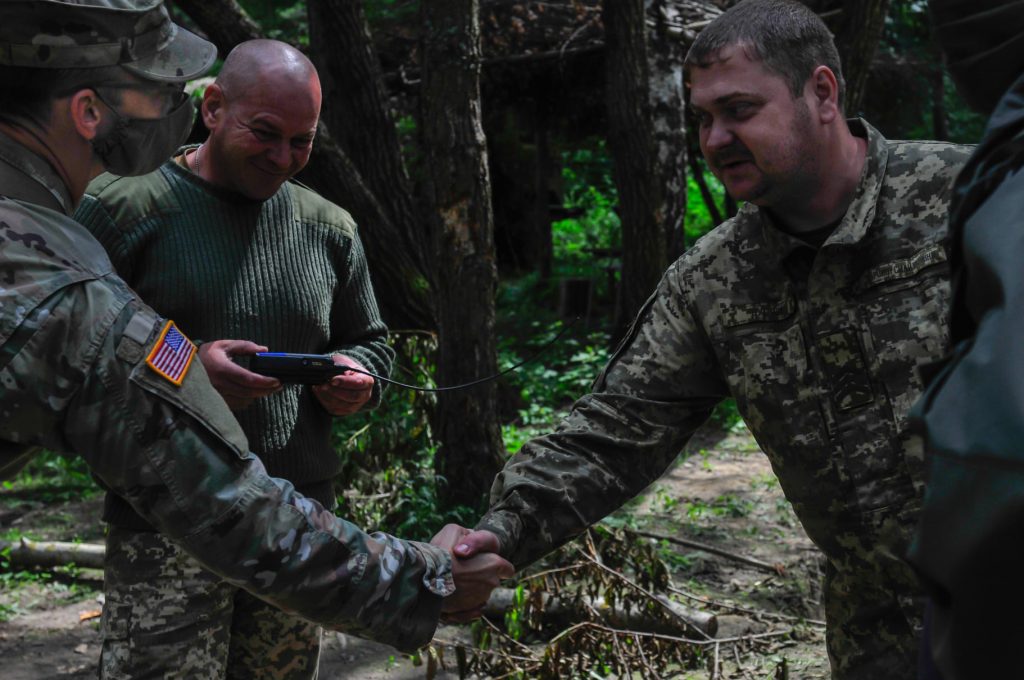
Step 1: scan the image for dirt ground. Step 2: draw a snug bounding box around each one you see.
[0,422,830,679]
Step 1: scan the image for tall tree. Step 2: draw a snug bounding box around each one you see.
[603,0,688,333]
[832,0,893,116]
[307,1,436,329]
[420,0,505,507]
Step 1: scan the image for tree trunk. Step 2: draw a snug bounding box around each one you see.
[604,0,687,334]
[832,0,893,116]
[532,100,554,280]
[170,0,262,55]
[306,1,436,324]
[173,0,435,330]
[300,126,435,329]
[421,0,505,508]
[646,0,689,261]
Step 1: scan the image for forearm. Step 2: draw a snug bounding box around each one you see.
[478,390,710,567]
[51,294,450,651]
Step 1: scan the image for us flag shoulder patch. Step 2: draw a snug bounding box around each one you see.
[146,320,197,386]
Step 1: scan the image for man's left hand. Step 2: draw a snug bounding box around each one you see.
[312,354,374,416]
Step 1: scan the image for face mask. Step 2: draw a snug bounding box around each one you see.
[92,94,195,177]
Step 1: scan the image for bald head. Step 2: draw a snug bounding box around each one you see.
[216,39,320,106]
[198,39,322,200]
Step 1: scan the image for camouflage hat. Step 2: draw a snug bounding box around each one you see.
[0,0,216,83]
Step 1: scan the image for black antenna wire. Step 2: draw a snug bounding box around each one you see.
[340,317,581,392]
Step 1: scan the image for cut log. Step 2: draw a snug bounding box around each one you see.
[1,538,105,570]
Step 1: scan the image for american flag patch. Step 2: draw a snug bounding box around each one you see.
[145,321,197,386]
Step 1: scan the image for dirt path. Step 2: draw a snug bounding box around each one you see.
[0,423,829,678]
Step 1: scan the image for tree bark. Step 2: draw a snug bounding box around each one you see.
[173,0,435,330]
[170,0,262,55]
[604,0,687,334]
[1,538,105,570]
[306,1,435,314]
[421,0,505,508]
[832,0,893,116]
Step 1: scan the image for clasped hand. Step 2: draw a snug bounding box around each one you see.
[430,524,512,623]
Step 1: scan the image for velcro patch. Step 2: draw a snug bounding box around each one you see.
[145,321,197,386]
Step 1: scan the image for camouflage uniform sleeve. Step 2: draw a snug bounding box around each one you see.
[477,262,730,567]
[5,279,453,652]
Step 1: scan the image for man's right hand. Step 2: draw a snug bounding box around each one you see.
[431,524,514,622]
[198,339,281,411]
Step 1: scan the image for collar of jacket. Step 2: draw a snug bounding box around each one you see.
[755,117,889,261]
[0,130,74,215]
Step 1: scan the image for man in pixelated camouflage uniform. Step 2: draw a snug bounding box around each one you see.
[456,1,972,677]
[909,1,1024,678]
[0,0,512,664]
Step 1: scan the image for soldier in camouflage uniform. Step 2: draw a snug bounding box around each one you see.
[0,0,512,660]
[456,1,972,677]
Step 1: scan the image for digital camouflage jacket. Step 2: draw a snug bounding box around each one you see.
[479,120,972,678]
[0,131,453,653]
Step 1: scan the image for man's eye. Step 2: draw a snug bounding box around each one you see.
[694,111,712,128]
[252,129,276,142]
[728,103,753,118]
[291,138,314,149]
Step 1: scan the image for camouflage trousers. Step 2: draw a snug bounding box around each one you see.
[821,506,925,680]
[100,526,322,680]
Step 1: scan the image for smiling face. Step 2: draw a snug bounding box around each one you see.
[688,44,822,209]
[200,69,320,201]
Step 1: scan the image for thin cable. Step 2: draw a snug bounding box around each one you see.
[343,318,581,392]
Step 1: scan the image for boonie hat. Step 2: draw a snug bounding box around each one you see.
[0,0,216,83]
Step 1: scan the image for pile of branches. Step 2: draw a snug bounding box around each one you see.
[421,526,819,679]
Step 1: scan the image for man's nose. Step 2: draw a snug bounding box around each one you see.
[703,119,734,152]
[266,141,291,170]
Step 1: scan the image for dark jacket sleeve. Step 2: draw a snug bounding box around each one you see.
[908,145,1024,678]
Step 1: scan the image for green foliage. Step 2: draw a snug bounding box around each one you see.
[237,1,308,45]
[552,143,621,276]
[879,0,986,142]
[5,450,99,502]
[684,157,730,245]
[364,0,419,24]
[331,333,478,540]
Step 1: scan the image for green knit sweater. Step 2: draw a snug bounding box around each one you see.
[75,154,393,530]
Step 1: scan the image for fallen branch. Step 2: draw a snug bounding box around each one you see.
[482,586,718,638]
[668,584,827,628]
[1,538,105,570]
[630,529,786,575]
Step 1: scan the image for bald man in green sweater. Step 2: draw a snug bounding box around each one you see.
[75,40,391,680]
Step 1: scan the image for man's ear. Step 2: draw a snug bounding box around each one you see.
[808,65,841,123]
[68,89,106,141]
[202,83,225,131]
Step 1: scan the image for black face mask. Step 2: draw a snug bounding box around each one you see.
[91,93,195,177]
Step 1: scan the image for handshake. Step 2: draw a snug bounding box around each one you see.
[430,525,512,623]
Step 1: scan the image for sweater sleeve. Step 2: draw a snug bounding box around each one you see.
[74,193,137,285]
[326,227,395,410]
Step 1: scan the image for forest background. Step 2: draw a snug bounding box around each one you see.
[1,1,985,678]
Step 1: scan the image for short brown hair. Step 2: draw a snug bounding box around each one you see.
[684,0,846,111]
